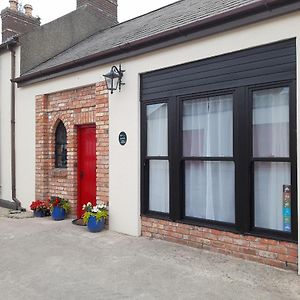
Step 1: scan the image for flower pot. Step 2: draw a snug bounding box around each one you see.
[87,216,105,232]
[52,206,66,221]
[34,210,46,218]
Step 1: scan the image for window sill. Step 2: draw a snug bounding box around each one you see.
[142,211,172,222]
[50,168,68,178]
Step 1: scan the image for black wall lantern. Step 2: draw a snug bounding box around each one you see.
[103,64,125,94]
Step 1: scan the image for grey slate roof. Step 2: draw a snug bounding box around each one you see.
[20,4,118,74]
[23,0,261,76]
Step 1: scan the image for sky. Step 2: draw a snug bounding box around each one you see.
[0,0,178,29]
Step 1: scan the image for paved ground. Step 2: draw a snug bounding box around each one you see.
[0,207,11,217]
[0,215,300,300]
[0,207,33,219]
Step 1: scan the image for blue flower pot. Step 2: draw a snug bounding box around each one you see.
[52,207,66,221]
[87,216,105,233]
[34,210,46,218]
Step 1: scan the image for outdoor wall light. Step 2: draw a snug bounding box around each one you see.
[103,64,125,94]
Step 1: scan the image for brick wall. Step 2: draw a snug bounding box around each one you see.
[142,217,298,271]
[77,0,117,21]
[35,82,109,215]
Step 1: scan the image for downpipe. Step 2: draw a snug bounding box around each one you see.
[9,45,23,211]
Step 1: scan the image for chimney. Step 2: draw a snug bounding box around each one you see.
[24,4,33,17]
[9,0,18,11]
[77,0,118,22]
[1,1,40,43]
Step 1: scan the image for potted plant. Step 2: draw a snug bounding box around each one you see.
[82,202,108,232]
[30,200,50,217]
[49,196,71,221]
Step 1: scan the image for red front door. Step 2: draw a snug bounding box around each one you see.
[77,125,96,218]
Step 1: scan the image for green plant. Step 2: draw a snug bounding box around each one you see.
[82,202,108,225]
[49,196,71,213]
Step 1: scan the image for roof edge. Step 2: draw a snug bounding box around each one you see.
[0,37,19,52]
[15,0,300,85]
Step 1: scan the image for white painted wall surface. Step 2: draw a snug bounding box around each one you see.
[10,11,300,261]
[0,50,12,202]
[14,46,36,206]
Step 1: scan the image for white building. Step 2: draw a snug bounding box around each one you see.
[1,0,299,271]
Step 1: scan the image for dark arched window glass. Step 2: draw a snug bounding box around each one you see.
[55,121,67,168]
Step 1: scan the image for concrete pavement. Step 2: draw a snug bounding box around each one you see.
[0,216,299,300]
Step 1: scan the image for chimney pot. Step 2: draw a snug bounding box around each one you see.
[9,0,19,11]
[24,4,33,17]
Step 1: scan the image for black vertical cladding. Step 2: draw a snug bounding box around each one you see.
[140,39,297,240]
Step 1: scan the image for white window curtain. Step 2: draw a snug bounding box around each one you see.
[185,161,235,223]
[183,95,233,157]
[147,103,169,213]
[253,87,290,232]
[147,103,168,156]
[149,160,169,213]
[254,162,291,231]
[253,87,289,158]
[183,95,235,223]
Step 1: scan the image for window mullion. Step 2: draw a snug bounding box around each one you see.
[235,87,251,233]
[140,103,148,215]
[169,97,181,221]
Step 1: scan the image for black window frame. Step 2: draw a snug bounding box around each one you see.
[248,80,297,241]
[55,120,67,169]
[141,98,172,219]
[141,80,297,242]
[180,89,237,229]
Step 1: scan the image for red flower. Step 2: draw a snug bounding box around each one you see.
[30,200,50,211]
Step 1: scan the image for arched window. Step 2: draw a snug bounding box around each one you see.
[55,121,67,168]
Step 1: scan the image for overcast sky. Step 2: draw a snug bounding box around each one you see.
[0,0,177,31]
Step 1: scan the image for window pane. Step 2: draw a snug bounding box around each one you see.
[147,103,168,156]
[149,160,169,213]
[185,161,235,223]
[253,87,289,157]
[255,162,291,232]
[183,95,233,157]
[56,145,67,168]
[55,121,67,168]
[56,122,67,144]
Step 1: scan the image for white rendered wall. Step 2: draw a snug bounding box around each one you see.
[14,46,36,206]
[0,51,12,202]
[109,11,300,239]
[13,11,300,264]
